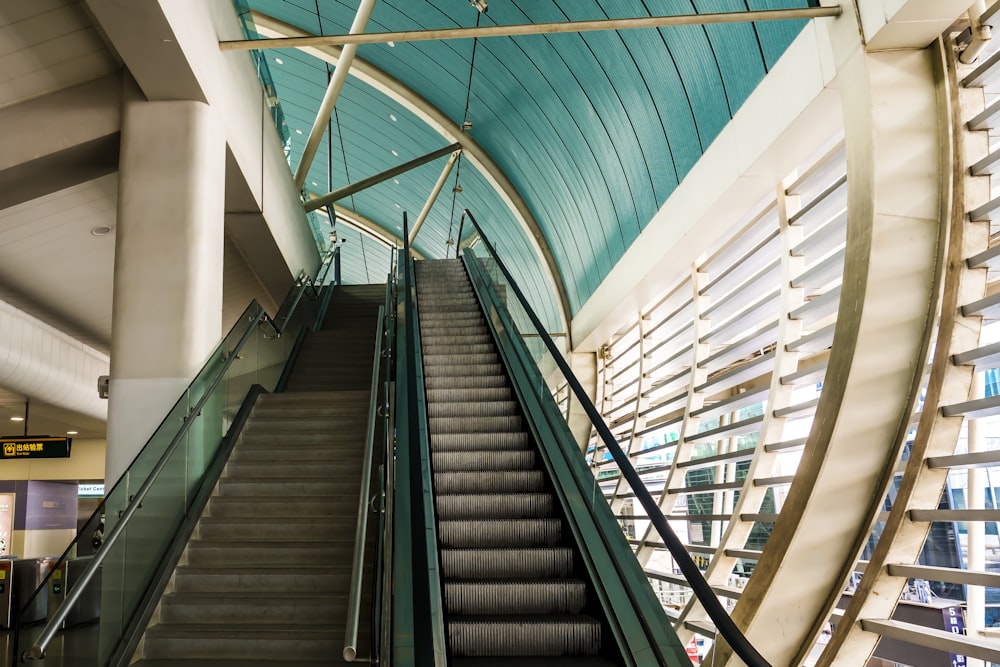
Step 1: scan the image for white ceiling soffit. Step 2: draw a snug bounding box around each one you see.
[0,297,109,422]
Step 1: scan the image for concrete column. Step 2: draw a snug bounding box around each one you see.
[105,98,225,487]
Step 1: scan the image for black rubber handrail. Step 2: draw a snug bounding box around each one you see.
[461,208,771,667]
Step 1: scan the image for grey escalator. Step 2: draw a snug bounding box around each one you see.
[131,285,383,666]
[414,259,623,665]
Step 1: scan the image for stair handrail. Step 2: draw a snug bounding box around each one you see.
[27,306,268,660]
[461,208,772,667]
[343,301,386,661]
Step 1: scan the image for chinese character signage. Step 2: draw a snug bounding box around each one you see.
[0,437,71,459]
[942,606,966,667]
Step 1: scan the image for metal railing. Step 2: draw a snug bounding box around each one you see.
[343,300,386,661]
[460,208,772,667]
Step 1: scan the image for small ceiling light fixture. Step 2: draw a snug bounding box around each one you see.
[470,0,487,12]
[67,431,78,435]
[389,114,397,122]
[453,184,463,193]
[391,149,399,157]
[274,57,284,65]
[10,417,23,422]
[387,41,395,47]
[90,225,113,237]
[311,181,318,186]
[393,179,400,184]
[462,120,473,131]
[395,203,401,208]
[295,129,303,135]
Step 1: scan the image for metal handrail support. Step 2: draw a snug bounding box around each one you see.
[27,307,268,660]
[343,304,385,661]
[461,208,772,667]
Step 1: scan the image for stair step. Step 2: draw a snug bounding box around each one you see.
[159,592,355,625]
[195,516,353,540]
[229,445,357,462]
[204,495,357,518]
[240,418,365,432]
[438,519,563,548]
[427,401,519,419]
[237,432,366,448]
[435,493,553,520]
[431,432,530,451]
[185,539,355,565]
[441,548,574,579]
[444,580,588,615]
[432,450,536,472]
[142,624,338,661]
[173,565,357,593]
[434,470,545,494]
[447,616,602,657]
[217,477,353,497]
[224,460,360,479]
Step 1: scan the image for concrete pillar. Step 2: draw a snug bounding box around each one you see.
[105,98,225,487]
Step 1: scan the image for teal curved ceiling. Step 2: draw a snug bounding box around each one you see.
[240,0,813,330]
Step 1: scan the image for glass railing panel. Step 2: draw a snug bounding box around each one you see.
[15,284,326,664]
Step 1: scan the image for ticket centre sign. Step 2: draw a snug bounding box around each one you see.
[0,437,71,459]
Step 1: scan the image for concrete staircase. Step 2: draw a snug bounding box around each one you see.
[131,286,383,666]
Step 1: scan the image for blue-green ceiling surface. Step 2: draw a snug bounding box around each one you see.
[240,0,812,329]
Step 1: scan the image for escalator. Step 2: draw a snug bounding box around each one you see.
[413,259,690,666]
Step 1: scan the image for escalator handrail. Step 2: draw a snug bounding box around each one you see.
[461,208,772,667]
[343,302,386,661]
[28,306,268,660]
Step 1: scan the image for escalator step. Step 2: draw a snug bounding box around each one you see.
[434,470,544,494]
[424,353,501,367]
[427,400,519,418]
[430,432,530,451]
[447,616,601,657]
[438,519,562,548]
[429,415,522,434]
[432,450,536,472]
[435,493,553,520]
[444,580,588,615]
[424,364,505,379]
[427,387,512,403]
[424,375,509,391]
[421,334,494,347]
[423,343,496,356]
[440,548,574,579]
[451,658,618,667]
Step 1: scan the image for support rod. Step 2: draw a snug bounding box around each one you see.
[305,143,462,212]
[222,6,842,51]
[292,0,378,190]
[409,150,460,244]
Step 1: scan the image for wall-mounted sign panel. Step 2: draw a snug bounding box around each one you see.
[0,437,71,459]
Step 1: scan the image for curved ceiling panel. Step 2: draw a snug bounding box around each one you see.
[243,0,813,317]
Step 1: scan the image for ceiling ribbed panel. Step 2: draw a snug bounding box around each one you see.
[243,0,811,314]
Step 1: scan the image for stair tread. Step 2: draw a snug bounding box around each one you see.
[146,624,333,636]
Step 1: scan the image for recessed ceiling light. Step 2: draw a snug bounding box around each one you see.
[274,57,284,65]
[387,41,395,47]
[311,181,318,187]
[90,225,113,236]
[295,129,303,135]
[67,431,78,435]
[393,179,400,184]
[391,150,398,157]
[389,114,397,122]
[395,203,401,208]
[10,417,23,422]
